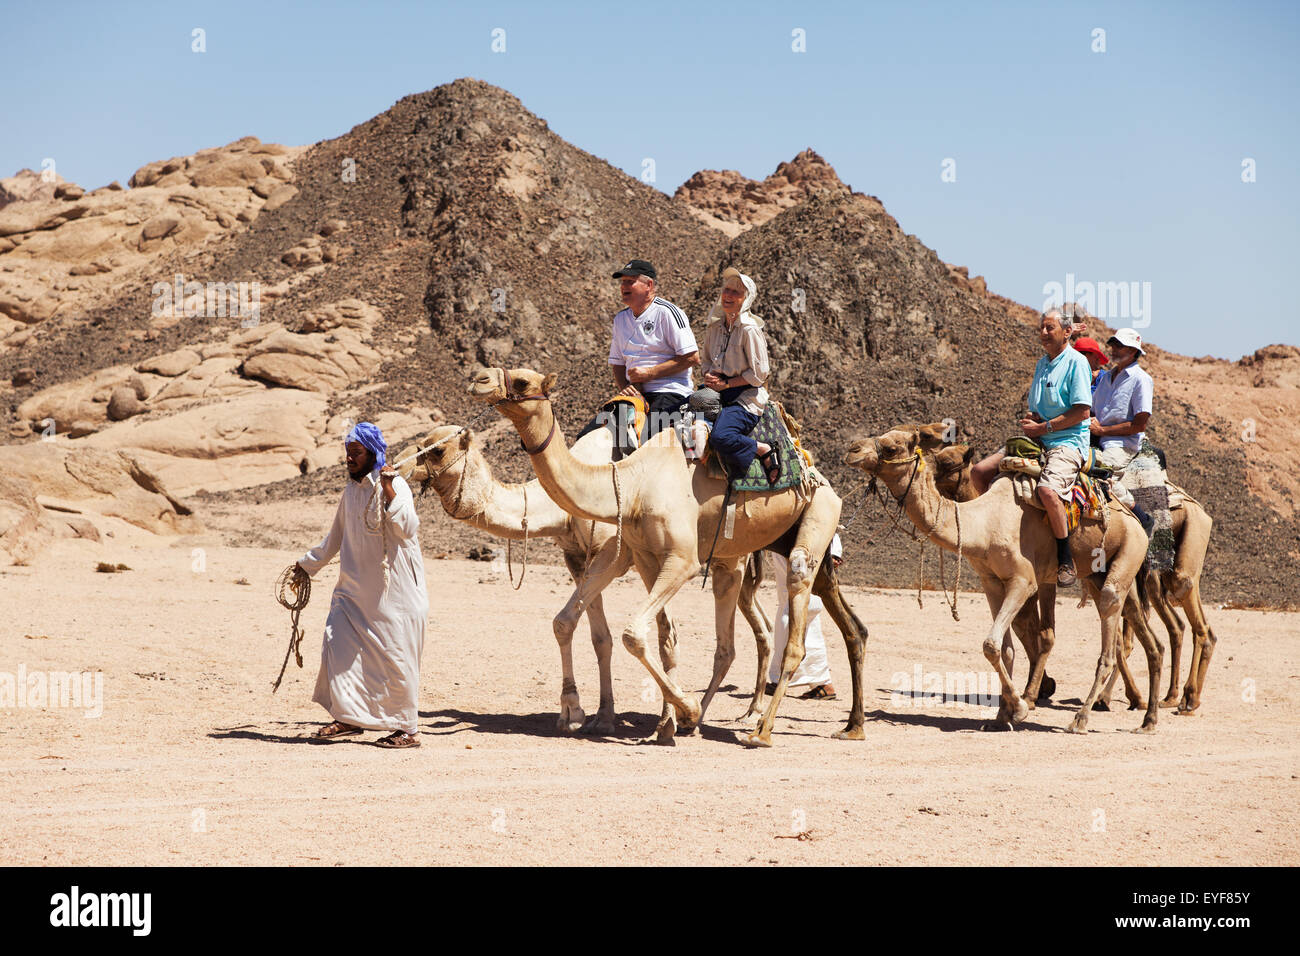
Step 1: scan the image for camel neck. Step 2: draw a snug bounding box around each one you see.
[438,453,572,539]
[885,460,962,554]
[513,401,624,524]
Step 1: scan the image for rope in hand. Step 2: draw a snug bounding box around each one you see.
[508,483,529,590]
[272,564,310,692]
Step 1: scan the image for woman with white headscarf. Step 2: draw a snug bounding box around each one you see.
[696,267,779,483]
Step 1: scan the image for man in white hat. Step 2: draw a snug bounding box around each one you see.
[1090,328,1153,472]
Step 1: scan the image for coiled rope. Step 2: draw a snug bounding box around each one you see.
[272,564,310,692]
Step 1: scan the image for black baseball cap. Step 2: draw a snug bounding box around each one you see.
[612,259,656,280]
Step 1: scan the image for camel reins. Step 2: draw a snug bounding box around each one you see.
[865,442,963,621]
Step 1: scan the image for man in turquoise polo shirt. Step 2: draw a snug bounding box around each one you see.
[971,308,1093,585]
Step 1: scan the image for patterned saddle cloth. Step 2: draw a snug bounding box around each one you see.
[682,403,806,493]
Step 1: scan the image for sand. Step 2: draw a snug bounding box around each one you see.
[2,514,1296,866]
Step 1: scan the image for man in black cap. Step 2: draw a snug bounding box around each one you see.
[578,259,699,447]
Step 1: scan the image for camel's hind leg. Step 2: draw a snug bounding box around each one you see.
[1177,582,1217,714]
[1122,578,1163,733]
[620,552,702,745]
[736,553,773,720]
[814,558,869,741]
[1069,579,1121,733]
[1019,585,1054,707]
[554,542,631,734]
[694,556,746,730]
[743,490,841,748]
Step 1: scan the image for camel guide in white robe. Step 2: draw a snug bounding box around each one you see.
[297,423,428,748]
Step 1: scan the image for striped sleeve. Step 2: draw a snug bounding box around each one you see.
[657,299,697,354]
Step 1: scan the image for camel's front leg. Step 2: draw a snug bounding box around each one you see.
[980,576,1034,730]
[621,552,701,746]
[694,557,745,731]
[554,542,629,733]
[814,559,869,741]
[737,554,773,721]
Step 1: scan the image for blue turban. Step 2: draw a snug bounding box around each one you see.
[344,422,387,471]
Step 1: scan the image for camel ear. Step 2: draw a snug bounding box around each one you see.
[541,373,558,394]
[460,428,473,448]
[963,445,976,464]
[916,422,947,451]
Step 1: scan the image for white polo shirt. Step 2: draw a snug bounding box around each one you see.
[1092,361,1154,454]
[608,297,698,396]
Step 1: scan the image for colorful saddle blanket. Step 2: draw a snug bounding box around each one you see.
[692,403,805,493]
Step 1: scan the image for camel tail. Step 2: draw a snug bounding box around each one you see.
[746,551,765,589]
[1136,567,1152,619]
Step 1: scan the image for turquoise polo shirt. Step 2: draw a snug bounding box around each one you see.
[1028,346,1092,456]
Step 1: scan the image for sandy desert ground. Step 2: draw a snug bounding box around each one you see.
[2,500,1297,867]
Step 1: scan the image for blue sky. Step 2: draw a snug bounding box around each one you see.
[4,0,1296,358]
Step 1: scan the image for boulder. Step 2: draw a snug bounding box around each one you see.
[261,184,298,211]
[106,387,146,421]
[140,213,182,241]
[136,348,201,377]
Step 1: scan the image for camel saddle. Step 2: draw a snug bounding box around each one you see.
[682,402,808,493]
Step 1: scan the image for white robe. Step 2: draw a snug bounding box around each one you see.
[299,472,427,734]
[768,552,832,687]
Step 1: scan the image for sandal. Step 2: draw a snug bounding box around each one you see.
[312,720,362,740]
[757,448,780,486]
[799,684,836,700]
[375,731,420,749]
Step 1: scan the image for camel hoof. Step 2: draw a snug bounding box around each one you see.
[1159,698,1180,709]
[1066,717,1088,734]
[557,708,585,733]
[1038,675,1057,700]
[578,716,615,736]
[980,720,1013,732]
[1127,699,1145,712]
[675,694,702,729]
[1132,722,1158,735]
[1175,706,1199,717]
[1010,698,1029,724]
[1091,700,1110,712]
[741,732,773,748]
[832,725,865,741]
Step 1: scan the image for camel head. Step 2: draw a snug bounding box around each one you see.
[844,427,923,475]
[933,444,977,501]
[468,366,558,409]
[414,424,473,488]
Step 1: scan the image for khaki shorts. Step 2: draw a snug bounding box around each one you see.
[1037,446,1084,500]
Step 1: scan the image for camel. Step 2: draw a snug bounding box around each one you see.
[925,437,1218,714]
[468,366,858,747]
[845,425,1165,733]
[1099,497,1218,713]
[404,422,777,734]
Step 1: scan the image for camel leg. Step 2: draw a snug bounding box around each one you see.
[1011,598,1041,705]
[553,542,630,733]
[1145,573,1185,707]
[745,548,817,747]
[1107,615,1146,710]
[560,550,618,734]
[695,557,745,728]
[1123,580,1163,733]
[744,490,841,748]
[1177,582,1217,714]
[978,575,1033,729]
[737,553,773,720]
[814,559,869,741]
[1020,585,1055,707]
[1069,580,1122,733]
[621,552,702,746]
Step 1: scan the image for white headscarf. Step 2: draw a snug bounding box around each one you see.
[707,270,763,329]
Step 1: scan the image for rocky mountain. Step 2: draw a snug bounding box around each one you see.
[1,78,1296,605]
